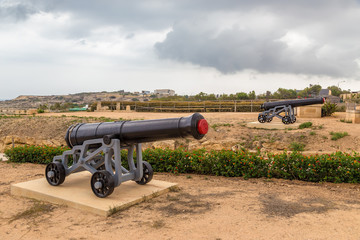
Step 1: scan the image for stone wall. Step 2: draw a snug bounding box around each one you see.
[296,104,322,118]
[0,109,38,115]
[345,110,360,124]
[0,135,62,152]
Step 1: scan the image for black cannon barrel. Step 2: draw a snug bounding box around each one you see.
[65,113,208,148]
[261,98,324,110]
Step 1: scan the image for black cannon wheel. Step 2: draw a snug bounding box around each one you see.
[282,116,291,124]
[136,161,153,185]
[291,116,297,124]
[91,171,115,198]
[266,117,273,123]
[258,115,266,123]
[45,162,66,186]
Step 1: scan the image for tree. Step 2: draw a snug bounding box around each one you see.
[327,85,350,97]
[248,91,256,100]
[298,84,322,98]
[272,88,297,99]
[236,92,248,100]
[194,92,206,101]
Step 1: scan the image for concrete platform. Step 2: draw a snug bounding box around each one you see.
[11,172,177,216]
[246,121,300,130]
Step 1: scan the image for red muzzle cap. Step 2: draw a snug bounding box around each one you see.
[197,119,208,135]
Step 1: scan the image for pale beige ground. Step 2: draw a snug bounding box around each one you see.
[1,162,360,240]
[36,111,359,153]
[1,111,358,153]
[1,112,360,239]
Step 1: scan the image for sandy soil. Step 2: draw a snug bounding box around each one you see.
[1,161,360,240]
[34,111,360,153]
[1,111,358,153]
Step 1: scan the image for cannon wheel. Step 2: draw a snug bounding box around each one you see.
[136,161,153,185]
[258,115,266,123]
[45,162,66,186]
[291,116,297,124]
[91,171,115,198]
[282,116,291,124]
[266,117,273,123]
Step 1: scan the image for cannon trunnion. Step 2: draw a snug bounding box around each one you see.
[258,98,324,124]
[45,113,208,198]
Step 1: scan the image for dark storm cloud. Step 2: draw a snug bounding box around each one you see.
[155,21,360,77]
[154,0,360,77]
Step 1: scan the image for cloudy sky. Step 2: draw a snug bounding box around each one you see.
[1,0,360,99]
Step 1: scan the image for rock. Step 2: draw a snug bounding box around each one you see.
[24,137,36,145]
[231,144,243,151]
[262,141,286,150]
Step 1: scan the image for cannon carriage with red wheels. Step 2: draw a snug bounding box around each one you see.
[45,113,208,198]
[258,98,325,124]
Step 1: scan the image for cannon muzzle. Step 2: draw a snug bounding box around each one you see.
[261,98,324,110]
[65,113,208,148]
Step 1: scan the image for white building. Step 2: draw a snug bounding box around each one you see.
[154,89,175,96]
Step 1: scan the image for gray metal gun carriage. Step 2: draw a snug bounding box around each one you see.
[45,113,208,198]
[258,98,324,124]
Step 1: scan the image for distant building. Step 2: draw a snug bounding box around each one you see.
[154,89,175,97]
[142,90,150,95]
[319,89,340,103]
[341,91,360,100]
[319,89,331,97]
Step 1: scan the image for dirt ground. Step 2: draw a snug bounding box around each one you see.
[1,161,360,240]
[1,111,360,239]
[1,111,359,153]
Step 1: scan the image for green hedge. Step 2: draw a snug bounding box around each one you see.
[4,145,70,164]
[5,146,360,183]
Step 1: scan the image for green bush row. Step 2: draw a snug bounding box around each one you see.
[5,146,360,183]
[4,145,69,164]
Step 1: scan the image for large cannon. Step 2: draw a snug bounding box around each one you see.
[258,98,324,124]
[45,113,208,197]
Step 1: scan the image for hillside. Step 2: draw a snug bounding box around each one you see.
[0,112,358,154]
[0,91,151,109]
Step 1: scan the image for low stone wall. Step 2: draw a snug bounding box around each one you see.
[0,135,62,152]
[345,110,360,124]
[296,104,322,118]
[0,109,37,115]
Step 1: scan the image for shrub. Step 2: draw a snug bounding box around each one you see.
[4,145,69,164]
[299,122,312,129]
[336,105,346,112]
[322,102,337,116]
[211,123,233,130]
[340,119,352,123]
[330,131,349,140]
[289,142,305,151]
